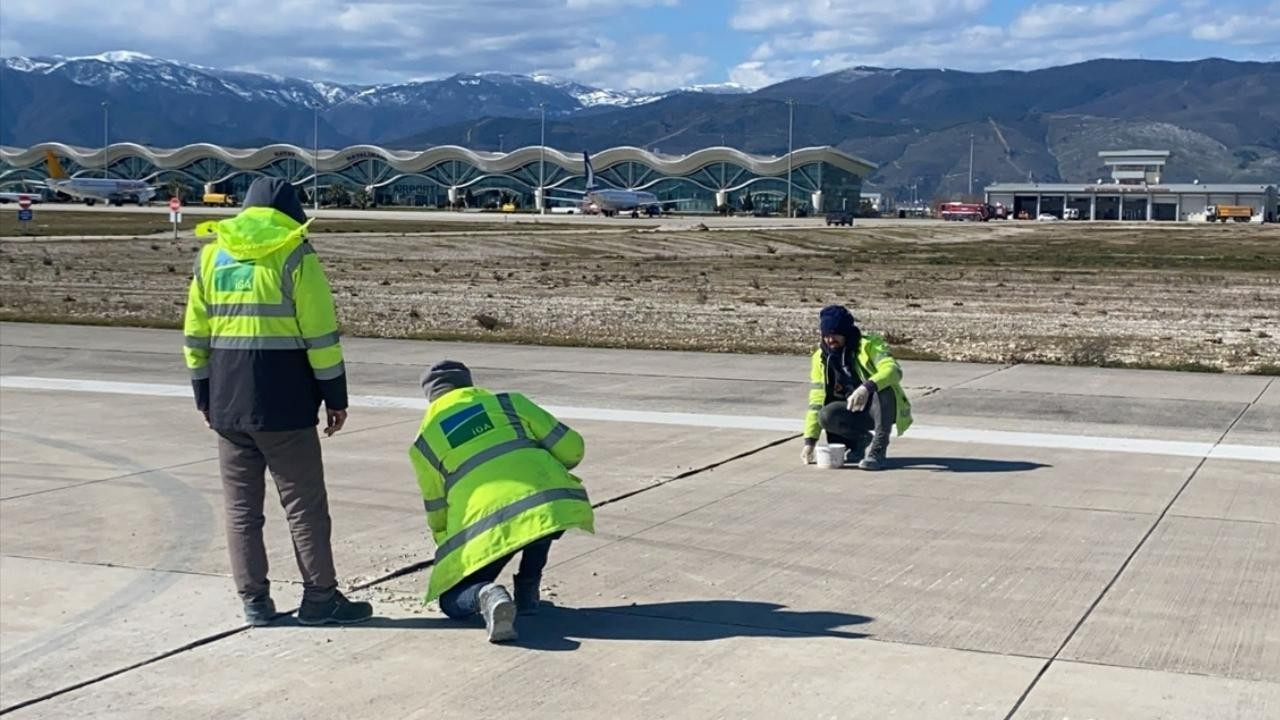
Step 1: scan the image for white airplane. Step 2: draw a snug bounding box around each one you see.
[548,152,693,217]
[41,151,158,206]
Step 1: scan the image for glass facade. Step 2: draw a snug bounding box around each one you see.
[1,144,869,212]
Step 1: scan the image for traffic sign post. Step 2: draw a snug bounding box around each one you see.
[17,196,33,234]
[169,197,182,239]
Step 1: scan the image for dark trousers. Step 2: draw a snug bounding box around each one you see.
[439,535,557,619]
[216,428,338,604]
[819,387,897,453]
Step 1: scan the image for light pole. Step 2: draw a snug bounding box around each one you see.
[786,99,795,218]
[968,134,974,197]
[312,93,367,210]
[313,107,320,211]
[538,103,547,215]
[101,101,110,178]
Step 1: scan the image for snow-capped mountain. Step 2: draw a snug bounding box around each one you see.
[679,82,751,95]
[0,52,748,147]
[4,52,357,109]
[528,73,667,108]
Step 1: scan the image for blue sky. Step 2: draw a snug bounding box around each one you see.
[2,0,1276,90]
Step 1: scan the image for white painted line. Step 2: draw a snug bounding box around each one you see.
[1,376,193,398]
[3,375,1277,463]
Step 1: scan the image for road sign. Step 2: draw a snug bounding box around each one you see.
[17,209,33,222]
[17,196,32,210]
[169,210,182,223]
[169,197,181,212]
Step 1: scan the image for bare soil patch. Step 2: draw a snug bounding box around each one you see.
[3,221,1277,373]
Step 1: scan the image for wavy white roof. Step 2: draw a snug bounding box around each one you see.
[1,142,876,178]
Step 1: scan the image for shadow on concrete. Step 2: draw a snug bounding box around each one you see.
[357,600,873,652]
[884,457,1050,473]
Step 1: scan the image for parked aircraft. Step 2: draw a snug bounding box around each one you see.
[41,151,158,206]
[548,152,694,217]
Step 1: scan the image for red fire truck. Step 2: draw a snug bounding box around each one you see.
[939,202,992,221]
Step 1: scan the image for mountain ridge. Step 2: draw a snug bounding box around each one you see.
[3,53,1276,199]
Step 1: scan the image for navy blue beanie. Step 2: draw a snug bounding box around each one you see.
[818,305,857,337]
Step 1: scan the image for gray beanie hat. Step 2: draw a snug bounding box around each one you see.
[421,360,473,401]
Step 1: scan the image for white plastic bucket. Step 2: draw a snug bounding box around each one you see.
[826,444,846,468]
[814,444,845,469]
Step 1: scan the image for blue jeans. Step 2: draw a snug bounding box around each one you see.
[438,534,557,619]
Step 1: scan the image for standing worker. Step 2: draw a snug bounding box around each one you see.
[800,305,913,470]
[409,360,594,643]
[183,177,372,626]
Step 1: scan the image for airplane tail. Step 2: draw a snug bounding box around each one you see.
[44,151,67,180]
[583,151,597,190]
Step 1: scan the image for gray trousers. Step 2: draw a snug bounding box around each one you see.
[819,387,897,453]
[217,428,337,604]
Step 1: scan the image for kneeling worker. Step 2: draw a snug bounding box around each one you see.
[800,305,913,469]
[408,361,594,642]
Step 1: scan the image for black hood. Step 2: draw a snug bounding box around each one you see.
[241,176,307,225]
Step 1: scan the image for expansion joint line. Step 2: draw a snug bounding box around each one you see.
[1000,395,1260,719]
[0,432,799,715]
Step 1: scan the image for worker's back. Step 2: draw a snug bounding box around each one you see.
[411,385,593,601]
[183,178,346,432]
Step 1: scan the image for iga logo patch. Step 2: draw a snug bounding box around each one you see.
[440,404,494,448]
[214,262,256,293]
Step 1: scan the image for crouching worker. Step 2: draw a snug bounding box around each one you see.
[408,361,594,643]
[800,305,913,470]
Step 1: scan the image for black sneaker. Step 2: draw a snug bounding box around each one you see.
[845,433,873,466]
[243,596,278,627]
[296,590,373,626]
[859,447,887,471]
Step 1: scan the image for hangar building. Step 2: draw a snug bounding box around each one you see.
[984,150,1277,223]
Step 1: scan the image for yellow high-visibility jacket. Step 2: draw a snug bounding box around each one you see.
[409,387,593,601]
[804,333,912,440]
[183,207,346,430]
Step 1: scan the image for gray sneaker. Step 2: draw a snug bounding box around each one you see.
[479,583,518,643]
[243,596,278,627]
[859,448,887,471]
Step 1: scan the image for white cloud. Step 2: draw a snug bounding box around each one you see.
[569,35,708,91]
[1010,0,1164,40]
[0,0,703,90]
[727,0,1223,83]
[732,0,990,32]
[1190,2,1280,44]
[565,0,677,7]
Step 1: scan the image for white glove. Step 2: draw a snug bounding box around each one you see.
[800,444,816,465]
[847,385,870,412]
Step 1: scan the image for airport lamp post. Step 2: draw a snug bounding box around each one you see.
[101,101,110,178]
[786,99,795,218]
[312,94,366,211]
[968,134,974,197]
[313,107,320,211]
[539,103,547,215]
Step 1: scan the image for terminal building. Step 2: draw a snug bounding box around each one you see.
[0,142,874,214]
[985,150,1278,223]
